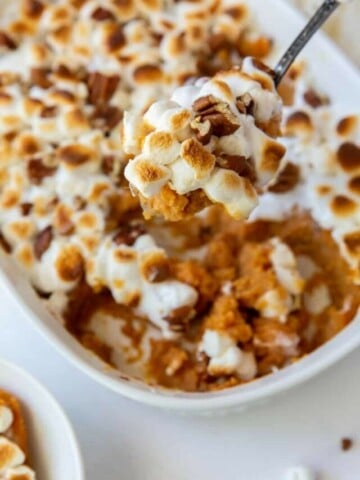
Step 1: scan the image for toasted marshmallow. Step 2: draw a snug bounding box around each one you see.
[253,104,360,283]
[204,168,258,219]
[270,238,305,295]
[0,408,13,434]
[304,283,332,315]
[125,156,171,198]
[0,437,25,474]
[200,330,257,380]
[255,289,293,322]
[5,465,36,480]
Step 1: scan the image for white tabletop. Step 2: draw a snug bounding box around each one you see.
[1,287,360,480]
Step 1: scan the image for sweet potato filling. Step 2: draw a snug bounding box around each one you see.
[65,213,360,392]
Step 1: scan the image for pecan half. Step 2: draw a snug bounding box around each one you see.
[217,154,257,183]
[190,118,213,145]
[113,222,146,247]
[202,108,239,136]
[235,93,254,116]
[27,158,57,185]
[34,226,53,260]
[87,72,120,105]
[192,95,218,113]
[268,162,300,193]
[193,95,239,137]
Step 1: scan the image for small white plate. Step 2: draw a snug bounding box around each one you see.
[0,359,84,480]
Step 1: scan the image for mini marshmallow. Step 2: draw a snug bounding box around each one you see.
[255,289,293,322]
[125,156,171,198]
[304,284,332,315]
[0,437,25,474]
[0,407,13,434]
[270,238,305,295]
[203,169,258,219]
[5,465,36,480]
[200,330,257,380]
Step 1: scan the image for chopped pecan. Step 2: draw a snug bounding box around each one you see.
[193,95,239,136]
[101,155,115,175]
[0,31,17,50]
[91,7,115,21]
[27,158,57,185]
[34,226,53,260]
[91,105,123,131]
[190,118,213,145]
[268,162,300,193]
[30,68,52,88]
[202,108,239,136]
[341,438,353,452]
[87,72,120,105]
[113,222,146,247]
[164,305,194,332]
[20,202,33,216]
[0,233,11,254]
[303,88,329,109]
[235,93,254,116]
[217,154,257,183]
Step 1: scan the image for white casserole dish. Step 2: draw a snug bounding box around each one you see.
[0,0,359,414]
[0,359,84,479]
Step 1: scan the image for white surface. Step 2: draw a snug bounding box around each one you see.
[0,360,84,480]
[2,286,360,479]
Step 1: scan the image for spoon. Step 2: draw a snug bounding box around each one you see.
[273,0,343,86]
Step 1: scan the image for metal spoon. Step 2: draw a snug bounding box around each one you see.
[273,0,342,86]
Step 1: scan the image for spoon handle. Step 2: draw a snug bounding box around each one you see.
[273,0,340,86]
